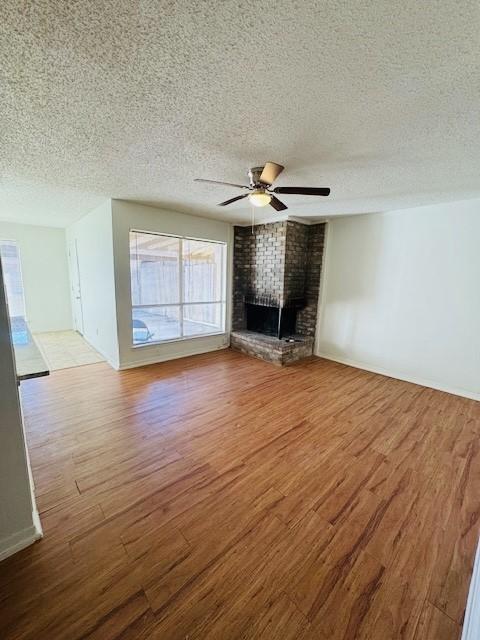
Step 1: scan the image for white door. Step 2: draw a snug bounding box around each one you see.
[69,239,84,334]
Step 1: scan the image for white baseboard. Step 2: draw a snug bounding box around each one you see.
[462,538,480,639]
[316,351,480,402]
[0,516,43,562]
[119,343,229,370]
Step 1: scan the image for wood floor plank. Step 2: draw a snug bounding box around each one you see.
[1,559,147,640]
[0,350,478,639]
[307,550,385,640]
[286,489,386,623]
[239,592,312,639]
[413,601,461,640]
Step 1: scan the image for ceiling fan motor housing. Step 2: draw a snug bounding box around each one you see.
[248,166,268,187]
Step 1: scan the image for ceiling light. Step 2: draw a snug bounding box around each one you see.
[249,190,272,207]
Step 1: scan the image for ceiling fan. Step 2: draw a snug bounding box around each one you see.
[194,162,330,211]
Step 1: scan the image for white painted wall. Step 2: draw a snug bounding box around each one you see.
[0,222,72,333]
[316,199,480,400]
[111,200,232,369]
[0,259,42,561]
[66,202,119,368]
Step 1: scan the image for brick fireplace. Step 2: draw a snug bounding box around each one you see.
[231,220,325,365]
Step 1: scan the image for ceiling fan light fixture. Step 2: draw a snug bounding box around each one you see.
[249,190,272,207]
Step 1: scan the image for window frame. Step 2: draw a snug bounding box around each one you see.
[129,229,227,347]
[0,238,28,322]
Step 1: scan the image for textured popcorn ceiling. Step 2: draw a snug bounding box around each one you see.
[1,1,480,227]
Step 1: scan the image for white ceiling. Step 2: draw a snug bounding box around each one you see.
[1,1,480,228]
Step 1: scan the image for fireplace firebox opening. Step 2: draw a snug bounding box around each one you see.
[245,301,300,339]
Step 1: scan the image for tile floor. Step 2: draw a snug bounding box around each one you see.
[33,330,105,371]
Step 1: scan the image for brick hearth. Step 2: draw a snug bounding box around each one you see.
[230,330,315,366]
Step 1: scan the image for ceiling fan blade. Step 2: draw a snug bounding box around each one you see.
[272,187,331,196]
[195,178,249,190]
[259,162,284,185]
[269,195,288,211]
[218,194,249,207]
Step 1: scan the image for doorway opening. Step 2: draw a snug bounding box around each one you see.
[0,236,104,373]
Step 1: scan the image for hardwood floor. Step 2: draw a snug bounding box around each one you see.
[1,349,479,639]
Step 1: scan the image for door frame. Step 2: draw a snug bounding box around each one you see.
[69,238,84,334]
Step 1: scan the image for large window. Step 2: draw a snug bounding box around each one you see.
[0,240,26,319]
[0,240,28,344]
[130,231,226,345]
